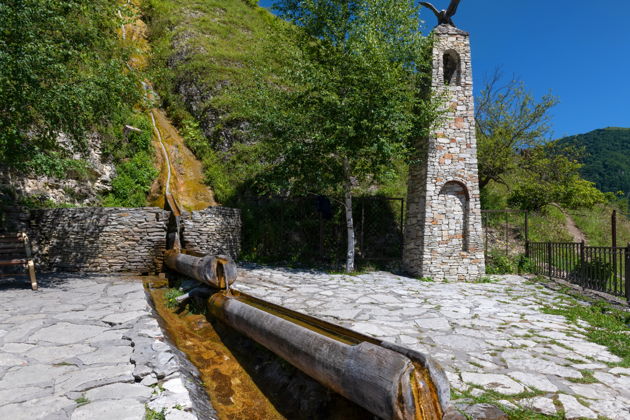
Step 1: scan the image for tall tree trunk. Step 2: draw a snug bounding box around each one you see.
[343,159,355,273]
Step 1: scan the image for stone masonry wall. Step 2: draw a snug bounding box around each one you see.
[180,207,241,259]
[24,207,170,273]
[2,205,243,273]
[403,24,485,280]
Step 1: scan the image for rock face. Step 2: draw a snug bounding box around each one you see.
[0,132,115,207]
[5,206,241,274]
[403,24,485,281]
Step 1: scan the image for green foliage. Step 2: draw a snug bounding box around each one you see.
[526,204,573,243]
[507,143,606,211]
[237,0,435,195]
[476,72,605,216]
[230,0,436,271]
[144,406,166,420]
[485,250,517,275]
[0,0,142,168]
[20,150,93,181]
[164,288,185,309]
[476,71,558,189]
[569,204,630,247]
[558,127,630,197]
[103,151,158,208]
[143,0,298,202]
[517,256,535,273]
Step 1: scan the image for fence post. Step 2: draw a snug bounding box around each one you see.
[579,240,586,289]
[525,241,530,259]
[524,211,529,245]
[625,243,630,305]
[547,242,552,279]
[612,210,617,249]
[504,212,508,256]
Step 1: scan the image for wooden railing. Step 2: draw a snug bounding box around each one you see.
[527,241,630,302]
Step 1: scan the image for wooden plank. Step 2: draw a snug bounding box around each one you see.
[0,259,28,266]
[27,260,37,290]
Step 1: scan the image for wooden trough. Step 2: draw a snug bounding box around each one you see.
[166,252,450,419]
[164,251,237,289]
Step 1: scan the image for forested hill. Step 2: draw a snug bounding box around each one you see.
[558,127,630,195]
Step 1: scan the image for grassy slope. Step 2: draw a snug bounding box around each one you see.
[147,0,282,99]
[144,0,294,202]
[569,204,630,247]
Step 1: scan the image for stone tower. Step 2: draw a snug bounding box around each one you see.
[403,24,485,281]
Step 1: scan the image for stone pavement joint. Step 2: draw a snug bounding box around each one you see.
[236,266,630,420]
[0,275,212,420]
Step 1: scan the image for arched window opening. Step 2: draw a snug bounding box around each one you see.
[438,181,469,252]
[443,50,461,86]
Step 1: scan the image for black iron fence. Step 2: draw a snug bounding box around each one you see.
[236,196,404,267]
[528,241,630,301]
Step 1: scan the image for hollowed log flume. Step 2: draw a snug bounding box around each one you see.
[166,252,450,419]
[164,251,237,289]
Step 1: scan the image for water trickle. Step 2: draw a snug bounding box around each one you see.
[145,280,374,420]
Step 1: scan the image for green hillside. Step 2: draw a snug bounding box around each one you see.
[144,0,297,202]
[0,0,157,208]
[558,127,630,195]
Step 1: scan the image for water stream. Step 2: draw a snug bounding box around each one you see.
[145,279,375,420]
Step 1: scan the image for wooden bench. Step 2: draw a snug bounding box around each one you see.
[0,232,37,290]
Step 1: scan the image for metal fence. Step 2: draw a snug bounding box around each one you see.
[237,196,404,267]
[528,241,630,301]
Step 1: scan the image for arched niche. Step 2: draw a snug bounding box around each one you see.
[437,181,469,251]
[443,49,461,86]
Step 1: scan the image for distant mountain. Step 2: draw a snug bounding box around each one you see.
[558,127,630,195]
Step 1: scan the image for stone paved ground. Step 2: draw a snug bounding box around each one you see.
[0,275,200,420]
[236,267,630,419]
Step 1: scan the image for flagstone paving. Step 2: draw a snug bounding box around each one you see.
[235,267,630,419]
[0,275,202,420]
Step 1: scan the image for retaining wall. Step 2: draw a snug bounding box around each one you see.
[27,207,170,273]
[181,207,241,259]
[3,205,242,273]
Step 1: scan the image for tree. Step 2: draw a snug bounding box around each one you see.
[241,0,435,272]
[507,142,606,211]
[475,70,558,189]
[0,0,140,169]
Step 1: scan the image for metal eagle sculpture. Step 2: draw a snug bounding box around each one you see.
[420,0,461,27]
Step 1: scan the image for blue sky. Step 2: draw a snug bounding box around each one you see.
[258,1,630,138]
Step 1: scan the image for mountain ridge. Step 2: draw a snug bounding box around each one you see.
[557,126,630,196]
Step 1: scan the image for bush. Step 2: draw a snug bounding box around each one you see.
[486,250,517,275]
[103,152,158,207]
[517,256,536,273]
[1,0,142,167]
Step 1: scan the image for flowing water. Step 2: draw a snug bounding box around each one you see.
[145,279,375,420]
